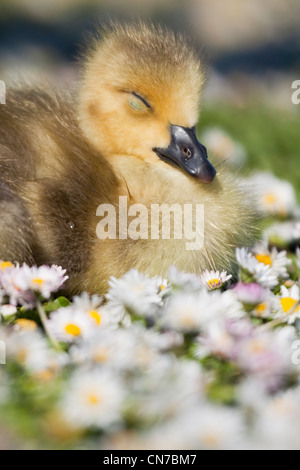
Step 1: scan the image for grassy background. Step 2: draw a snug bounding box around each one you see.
[199,105,300,200]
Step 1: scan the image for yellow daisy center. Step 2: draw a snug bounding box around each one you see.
[34,369,54,382]
[160,285,166,291]
[207,278,220,289]
[280,297,300,314]
[87,393,100,405]
[65,323,81,336]
[33,278,44,286]
[255,254,272,266]
[0,261,13,270]
[250,340,265,354]
[181,313,195,328]
[89,310,101,325]
[16,348,28,363]
[264,193,277,205]
[255,303,266,316]
[93,348,109,363]
[15,319,38,331]
[202,432,219,447]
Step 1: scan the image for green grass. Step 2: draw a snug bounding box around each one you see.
[199,105,300,199]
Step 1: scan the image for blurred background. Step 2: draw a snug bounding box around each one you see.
[1,0,300,450]
[0,0,300,193]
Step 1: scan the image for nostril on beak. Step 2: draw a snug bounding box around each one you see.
[182,147,192,159]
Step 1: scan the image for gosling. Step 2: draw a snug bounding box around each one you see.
[0,22,255,294]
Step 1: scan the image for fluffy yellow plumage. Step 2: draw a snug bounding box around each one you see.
[0,21,255,294]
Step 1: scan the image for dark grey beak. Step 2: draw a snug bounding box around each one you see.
[153,125,216,183]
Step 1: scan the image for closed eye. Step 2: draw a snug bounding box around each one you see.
[131,92,151,109]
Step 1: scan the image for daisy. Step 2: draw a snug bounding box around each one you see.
[47,307,95,343]
[134,359,203,422]
[60,368,124,429]
[16,264,68,299]
[196,319,236,360]
[0,264,35,307]
[14,318,38,331]
[0,304,17,319]
[106,269,162,317]
[236,247,278,288]
[235,327,293,386]
[0,263,68,307]
[233,282,267,306]
[174,405,246,450]
[201,127,247,167]
[162,289,243,333]
[6,329,55,372]
[162,292,208,333]
[153,275,170,297]
[70,328,136,370]
[252,292,277,319]
[253,388,300,450]
[246,172,298,217]
[253,243,291,279]
[264,221,300,247]
[276,284,300,324]
[199,269,232,291]
[0,261,14,271]
[72,292,121,328]
[167,265,202,292]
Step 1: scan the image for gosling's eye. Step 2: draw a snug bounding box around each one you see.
[128,92,151,112]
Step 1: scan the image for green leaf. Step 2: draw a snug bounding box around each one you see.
[44,297,71,313]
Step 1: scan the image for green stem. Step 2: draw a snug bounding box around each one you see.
[36,299,61,350]
[259,300,300,332]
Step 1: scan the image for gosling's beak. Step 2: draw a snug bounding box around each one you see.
[153,125,216,183]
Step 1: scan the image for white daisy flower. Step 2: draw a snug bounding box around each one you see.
[0,263,68,306]
[70,328,136,370]
[153,275,170,297]
[253,243,291,279]
[162,292,208,333]
[196,318,235,360]
[173,405,246,450]
[0,304,17,319]
[0,261,15,271]
[246,172,298,217]
[72,292,121,328]
[276,284,300,324]
[0,265,35,307]
[236,247,278,288]
[264,221,300,247]
[106,269,162,318]
[167,265,202,292]
[236,327,294,384]
[13,318,38,331]
[134,359,204,422]
[47,307,95,343]
[251,292,278,319]
[201,127,247,167]
[6,329,56,372]
[162,289,243,333]
[60,368,124,430]
[16,264,68,299]
[253,388,300,450]
[233,282,267,306]
[199,269,232,290]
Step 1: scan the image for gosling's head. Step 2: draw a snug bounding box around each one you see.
[78,21,216,183]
